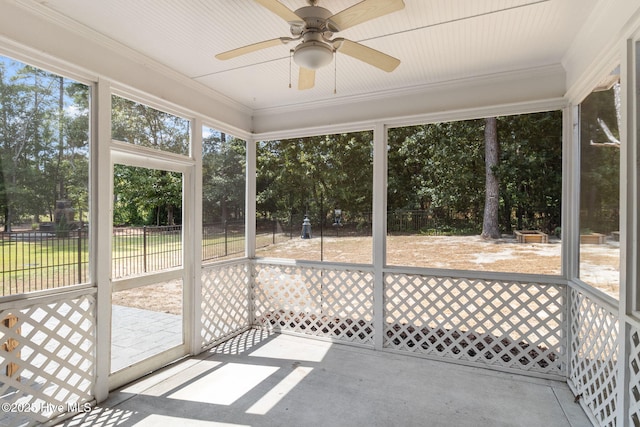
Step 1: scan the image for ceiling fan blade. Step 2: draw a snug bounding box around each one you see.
[298,67,315,90]
[335,39,400,72]
[215,38,286,60]
[330,0,405,31]
[254,0,300,23]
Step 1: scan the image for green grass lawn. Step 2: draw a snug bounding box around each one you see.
[1,237,89,295]
[1,238,88,270]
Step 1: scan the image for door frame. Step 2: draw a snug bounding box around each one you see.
[108,141,195,390]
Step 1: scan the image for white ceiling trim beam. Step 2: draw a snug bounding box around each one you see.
[252,64,566,135]
[253,97,566,143]
[563,0,640,103]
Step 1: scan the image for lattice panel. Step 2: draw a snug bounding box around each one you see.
[628,325,640,427]
[211,328,274,356]
[253,264,374,345]
[0,294,95,426]
[201,262,251,348]
[568,288,618,427]
[384,273,565,375]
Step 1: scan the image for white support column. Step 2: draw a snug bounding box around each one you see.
[93,78,112,402]
[562,104,579,381]
[617,35,639,426]
[246,137,257,326]
[563,105,580,282]
[623,34,640,316]
[188,118,203,355]
[372,122,387,350]
[246,137,257,259]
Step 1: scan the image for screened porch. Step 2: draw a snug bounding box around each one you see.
[1,0,640,426]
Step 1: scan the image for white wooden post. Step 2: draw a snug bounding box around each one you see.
[373,122,387,350]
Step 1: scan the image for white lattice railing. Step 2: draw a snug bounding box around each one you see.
[252,262,375,346]
[201,261,252,348]
[0,289,96,427]
[628,324,640,426]
[1,259,630,427]
[568,287,619,427]
[384,273,566,376]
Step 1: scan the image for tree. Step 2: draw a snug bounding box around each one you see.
[111,95,189,154]
[202,130,246,223]
[110,96,188,225]
[481,117,500,238]
[256,131,373,226]
[0,57,91,231]
[113,165,182,226]
[387,112,561,235]
[496,112,562,233]
[61,82,90,223]
[1,62,58,230]
[579,85,620,232]
[387,120,485,228]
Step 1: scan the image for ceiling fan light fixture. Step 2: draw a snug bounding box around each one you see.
[293,41,333,70]
[215,0,406,89]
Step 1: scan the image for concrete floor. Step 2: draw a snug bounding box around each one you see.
[60,329,592,427]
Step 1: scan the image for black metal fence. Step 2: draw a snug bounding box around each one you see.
[255,218,293,250]
[0,209,577,296]
[1,229,88,296]
[112,225,182,278]
[387,210,482,235]
[1,221,255,295]
[256,212,373,246]
[386,209,564,236]
[202,220,246,262]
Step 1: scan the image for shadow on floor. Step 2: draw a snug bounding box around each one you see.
[58,329,591,427]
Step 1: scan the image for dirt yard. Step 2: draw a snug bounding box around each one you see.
[115,234,620,315]
[257,234,618,287]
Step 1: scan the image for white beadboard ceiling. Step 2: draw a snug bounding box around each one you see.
[23,0,598,112]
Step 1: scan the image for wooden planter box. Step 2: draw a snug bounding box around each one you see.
[514,230,548,244]
[580,233,605,244]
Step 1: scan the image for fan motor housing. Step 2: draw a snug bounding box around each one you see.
[293,39,333,69]
[293,6,339,33]
[290,6,337,70]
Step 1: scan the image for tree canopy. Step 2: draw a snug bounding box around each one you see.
[0,58,89,231]
[256,131,373,225]
[202,129,246,224]
[1,54,595,238]
[255,113,563,236]
[110,96,189,226]
[580,86,620,233]
[386,113,562,234]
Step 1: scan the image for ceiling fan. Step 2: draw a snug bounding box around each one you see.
[215,0,405,90]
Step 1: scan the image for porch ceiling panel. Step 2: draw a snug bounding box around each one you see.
[17,0,597,116]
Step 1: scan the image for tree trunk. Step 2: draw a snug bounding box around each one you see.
[57,76,65,200]
[167,204,174,225]
[481,117,501,239]
[3,205,10,232]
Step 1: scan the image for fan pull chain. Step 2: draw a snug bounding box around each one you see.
[289,49,293,89]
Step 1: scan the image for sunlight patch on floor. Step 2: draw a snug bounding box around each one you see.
[249,334,331,362]
[168,363,278,405]
[246,366,313,415]
[133,414,250,426]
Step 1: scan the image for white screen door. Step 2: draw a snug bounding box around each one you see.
[109,148,193,388]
